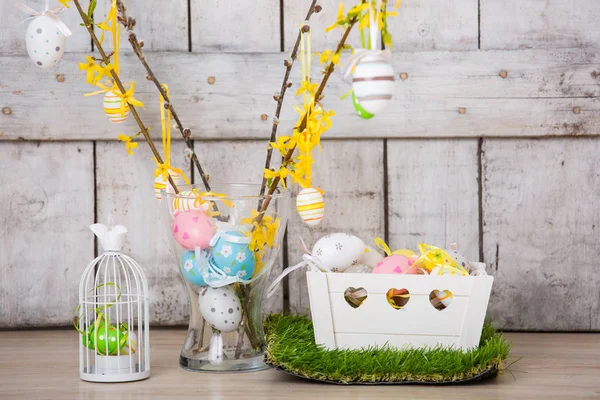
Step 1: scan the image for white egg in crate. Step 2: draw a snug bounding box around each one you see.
[25,16,66,69]
[351,52,395,115]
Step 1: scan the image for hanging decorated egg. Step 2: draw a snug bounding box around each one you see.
[172,210,215,250]
[312,233,365,272]
[351,51,395,116]
[172,190,209,212]
[180,250,207,286]
[198,286,243,332]
[372,254,417,275]
[25,16,66,69]
[296,187,324,226]
[352,91,374,120]
[103,90,130,124]
[210,231,256,280]
[360,245,384,268]
[154,172,181,200]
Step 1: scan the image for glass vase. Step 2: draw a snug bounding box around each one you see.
[162,183,290,372]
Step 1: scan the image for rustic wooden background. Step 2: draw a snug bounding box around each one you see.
[1,0,599,331]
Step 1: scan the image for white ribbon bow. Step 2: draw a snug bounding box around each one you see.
[15,3,72,37]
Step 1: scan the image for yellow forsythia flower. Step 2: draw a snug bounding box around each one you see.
[117,134,138,155]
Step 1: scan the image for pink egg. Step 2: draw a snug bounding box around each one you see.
[172,210,215,250]
[372,254,417,275]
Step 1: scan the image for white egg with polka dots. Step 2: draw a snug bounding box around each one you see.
[198,286,242,333]
[25,16,66,69]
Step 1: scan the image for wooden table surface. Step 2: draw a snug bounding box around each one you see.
[0,329,598,399]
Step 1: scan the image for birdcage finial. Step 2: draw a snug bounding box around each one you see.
[90,223,128,253]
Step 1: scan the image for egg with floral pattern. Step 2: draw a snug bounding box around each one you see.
[210,231,256,279]
[25,16,66,69]
[180,250,207,287]
[311,233,365,272]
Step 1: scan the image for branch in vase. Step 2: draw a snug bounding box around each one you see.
[115,0,212,192]
[256,12,361,221]
[259,0,321,196]
[72,0,180,193]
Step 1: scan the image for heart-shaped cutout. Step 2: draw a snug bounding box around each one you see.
[182,232,190,240]
[173,225,179,233]
[429,289,453,310]
[192,216,199,223]
[344,287,368,308]
[386,288,410,309]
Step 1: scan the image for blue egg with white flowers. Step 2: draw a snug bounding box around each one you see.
[210,231,256,279]
[180,250,207,287]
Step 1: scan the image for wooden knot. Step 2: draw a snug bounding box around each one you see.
[207,76,216,85]
[2,107,12,115]
[260,114,268,121]
[399,72,408,81]
[458,107,467,115]
[499,70,508,79]
[573,106,581,114]
[56,74,65,83]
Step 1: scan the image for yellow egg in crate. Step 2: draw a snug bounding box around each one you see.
[296,187,324,226]
[351,51,395,116]
[103,90,130,124]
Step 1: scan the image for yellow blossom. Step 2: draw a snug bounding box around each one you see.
[78,56,102,85]
[113,83,144,116]
[315,49,341,66]
[58,0,71,8]
[325,3,346,32]
[117,134,138,155]
[264,168,291,189]
[296,80,319,97]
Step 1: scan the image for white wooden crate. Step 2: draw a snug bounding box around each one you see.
[306,272,494,352]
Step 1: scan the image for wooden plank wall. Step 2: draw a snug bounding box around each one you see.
[0,0,599,330]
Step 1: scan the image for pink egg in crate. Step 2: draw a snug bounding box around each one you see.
[172,210,216,250]
[372,254,417,275]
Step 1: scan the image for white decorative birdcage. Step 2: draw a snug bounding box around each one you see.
[76,224,150,382]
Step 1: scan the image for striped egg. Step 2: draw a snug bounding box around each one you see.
[154,172,181,200]
[296,187,324,226]
[103,90,130,124]
[351,52,395,115]
[172,190,208,212]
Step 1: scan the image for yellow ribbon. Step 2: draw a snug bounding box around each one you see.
[192,191,235,208]
[373,237,418,258]
[153,84,190,187]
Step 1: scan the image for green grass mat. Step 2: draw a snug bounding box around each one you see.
[264,314,510,385]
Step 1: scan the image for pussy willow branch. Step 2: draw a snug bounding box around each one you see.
[259,0,321,196]
[115,0,212,192]
[72,0,180,193]
[256,11,361,222]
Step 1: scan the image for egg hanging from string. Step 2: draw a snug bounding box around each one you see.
[153,171,181,200]
[351,51,395,117]
[296,187,325,226]
[103,90,130,124]
[25,16,66,69]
